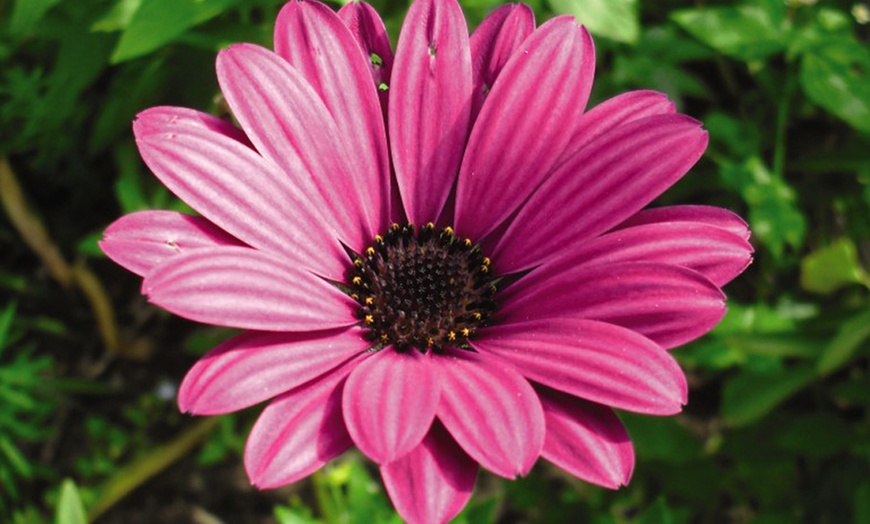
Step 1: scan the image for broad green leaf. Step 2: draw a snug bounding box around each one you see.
[0,435,32,478]
[800,39,870,133]
[620,414,700,463]
[55,479,87,524]
[548,0,639,44]
[91,0,144,32]
[671,2,788,62]
[111,0,240,63]
[817,308,870,375]
[9,0,62,35]
[721,365,816,426]
[637,497,675,524]
[0,302,16,352]
[777,412,850,459]
[800,238,869,294]
[113,144,150,214]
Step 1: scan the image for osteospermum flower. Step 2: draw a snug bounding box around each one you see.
[100,0,753,522]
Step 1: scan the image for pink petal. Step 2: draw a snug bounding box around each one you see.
[142,246,357,331]
[473,318,687,415]
[558,90,675,163]
[178,326,370,415]
[274,1,389,232]
[382,423,477,524]
[500,262,726,350]
[133,111,348,279]
[538,388,634,489]
[542,222,753,287]
[343,349,441,464]
[132,105,251,146]
[389,0,472,224]
[337,1,393,116]
[245,357,364,488]
[616,204,752,240]
[469,3,535,122]
[216,43,373,249]
[454,18,595,241]
[100,210,242,277]
[492,114,709,273]
[435,349,544,478]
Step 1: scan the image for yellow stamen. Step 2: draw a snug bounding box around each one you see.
[365,315,374,324]
[482,257,491,267]
[365,297,374,305]
[352,276,362,285]
[461,328,470,337]
[366,247,375,256]
[374,234,384,243]
[448,331,456,341]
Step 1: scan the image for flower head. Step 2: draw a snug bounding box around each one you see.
[100,1,752,522]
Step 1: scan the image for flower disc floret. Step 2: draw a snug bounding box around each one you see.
[350,223,497,352]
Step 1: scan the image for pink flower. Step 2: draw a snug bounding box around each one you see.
[100,1,752,522]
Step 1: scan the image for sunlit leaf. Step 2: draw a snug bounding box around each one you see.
[800,39,870,133]
[548,0,639,44]
[111,0,240,63]
[800,238,869,294]
[9,0,62,35]
[54,479,87,524]
[817,308,870,375]
[671,1,788,61]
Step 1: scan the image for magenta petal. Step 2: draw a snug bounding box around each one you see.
[538,388,634,489]
[132,105,251,146]
[493,114,709,272]
[178,327,369,415]
[216,43,373,249]
[469,3,535,122]
[455,18,595,240]
[343,349,441,464]
[545,222,753,287]
[501,262,726,349]
[143,246,356,331]
[435,350,544,478]
[382,423,477,524]
[337,1,393,116]
[389,0,472,224]
[133,111,347,279]
[473,319,687,415]
[245,358,362,488]
[616,204,752,240]
[274,1,389,231]
[100,210,242,277]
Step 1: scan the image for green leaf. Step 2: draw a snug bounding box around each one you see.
[777,412,851,459]
[548,0,639,44]
[856,482,870,524]
[801,238,870,294]
[671,2,788,62]
[111,0,240,63]
[800,39,870,133]
[9,0,63,35]
[91,0,145,32]
[721,365,816,426]
[0,302,16,352]
[55,479,88,524]
[620,414,700,463]
[637,497,675,524]
[719,157,806,256]
[817,308,870,375]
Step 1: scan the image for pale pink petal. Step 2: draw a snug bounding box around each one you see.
[337,1,393,116]
[132,105,251,146]
[435,349,544,478]
[100,210,242,277]
[493,114,709,273]
[558,90,675,162]
[389,0,472,224]
[542,222,753,287]
[500,262,726,350]
[538,388,634,489]
[133,111,348,278]
[469,3,535,122]
[343,349,441,464]
[275,1,389,231]
[616,205,752,240]
[142,246,357,331]
[473,319,687,415]
[178,326,370,415]
[455,18,595,241]
[382,423,477,524]
[216,43,373,249]
[245,357,365,488]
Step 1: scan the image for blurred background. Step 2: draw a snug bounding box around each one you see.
[2,0,870,522]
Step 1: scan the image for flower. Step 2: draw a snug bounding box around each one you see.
[100,0,753,522]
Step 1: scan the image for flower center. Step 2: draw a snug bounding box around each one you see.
[349,223,498,353]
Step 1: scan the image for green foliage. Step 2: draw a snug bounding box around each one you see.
[54,480,87,524]
[548,0,639,43]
